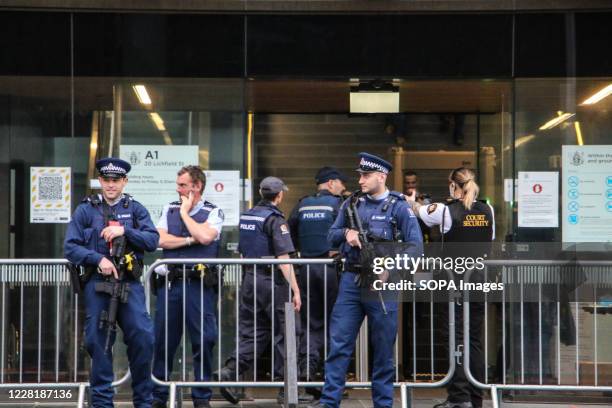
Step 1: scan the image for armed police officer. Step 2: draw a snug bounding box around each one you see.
[409,167,494,408]
[151,166,224,408]
[288,167,346,387]
[64,158,159,408]
[314,153,422,408]
[215,177,301,404]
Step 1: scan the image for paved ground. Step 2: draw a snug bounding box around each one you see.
[1,388,611,407]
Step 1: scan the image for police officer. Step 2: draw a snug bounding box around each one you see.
[314,153,423,408]
[215,176,301,403]
[151,166,224,408]
[64,158,159,408]
[288,167,346,385]
[409,167,494,408]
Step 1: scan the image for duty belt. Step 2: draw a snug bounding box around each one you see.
[243,264,274,274]
[344,263,362,273]
[166,265,207,281]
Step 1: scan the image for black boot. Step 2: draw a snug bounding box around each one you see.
[213,360,241,404]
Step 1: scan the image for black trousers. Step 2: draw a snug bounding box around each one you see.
[440,300,485,407]
[227,269,291,379]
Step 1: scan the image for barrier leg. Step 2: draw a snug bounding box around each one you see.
[77,383,87,408]
[400,383,413,408]
[169,383,177,408]
[284,302,298,408]
[490,385,500,408]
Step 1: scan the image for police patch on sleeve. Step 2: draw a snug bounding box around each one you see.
[427,204,437,215]
[218,208,225,221]
[280,224,290,234]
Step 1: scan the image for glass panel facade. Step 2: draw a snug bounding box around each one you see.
[0,7,611,400]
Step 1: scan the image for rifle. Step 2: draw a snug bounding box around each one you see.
[345,192,388,315]
[95,220,132,354]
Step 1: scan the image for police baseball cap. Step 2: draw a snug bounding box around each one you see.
[260,176,289,194]
[96,157,131,179]
[355,152,393,174]
[315,166,348,184]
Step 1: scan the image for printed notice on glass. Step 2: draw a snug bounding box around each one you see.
[203,171,240,227]
[30,167,71,223]
[562,145,612,244]
[517,171,559,228]
[120,145,198,220]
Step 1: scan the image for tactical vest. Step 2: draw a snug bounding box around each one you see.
[362,191,405,242]
[238,204,283,258]
[342,191,405,264]
[163,201,220,260]
[297,192,342,257]
[84,194,142,259]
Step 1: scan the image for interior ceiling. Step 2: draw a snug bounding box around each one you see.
[245,80,512,113]
[0,76,610,114]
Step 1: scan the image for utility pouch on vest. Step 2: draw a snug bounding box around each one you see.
[119,251,142,280]
[193,263,220,289]
[68,263,93,295]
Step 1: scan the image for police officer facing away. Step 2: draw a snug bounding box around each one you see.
[409,167,494,408]
[216,177,301,403]
[314,153,423,408]
[64,158,159,408]
[288,167,346,393]
[152,166,224,408]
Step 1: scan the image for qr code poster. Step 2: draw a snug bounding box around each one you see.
[30,167,71,223]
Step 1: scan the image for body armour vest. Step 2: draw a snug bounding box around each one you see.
[297,192,342,257]
[238,204,283,258]
[163,201,220,260]
[84,194,144,260]
[341,191,405,264]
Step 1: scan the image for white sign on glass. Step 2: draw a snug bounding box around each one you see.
[517,171,559,228]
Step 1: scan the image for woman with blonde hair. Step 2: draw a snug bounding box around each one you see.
[409,167,495,408]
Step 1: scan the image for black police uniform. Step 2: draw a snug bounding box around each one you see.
[288,189,343,379]
[218,200,295,386]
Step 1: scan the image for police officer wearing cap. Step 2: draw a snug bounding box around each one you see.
[409,167,494,408]
[64,158,159,408]
[151,166,224,408]
[288,167,346,385]
[215,176,301,404]
[313,153,422,408]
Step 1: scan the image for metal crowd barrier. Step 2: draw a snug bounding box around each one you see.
[463,260,612,408]
[0,259,131,407]
[0,257,458,407]
[145,258,458,408]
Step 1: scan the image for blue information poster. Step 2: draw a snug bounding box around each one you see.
[562,145,612,246]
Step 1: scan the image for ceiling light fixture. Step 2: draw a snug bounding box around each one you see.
[539,112,575,130]
[133,85,152,105]
[581,84,612,105]
[149,112,166,131]
[350,80,399,113]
